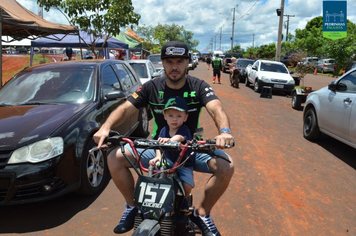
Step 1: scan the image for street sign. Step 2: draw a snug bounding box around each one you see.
[322,0,347,40]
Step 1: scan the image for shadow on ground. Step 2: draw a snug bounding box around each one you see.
[316,134,356,169]
[0,192,100,233]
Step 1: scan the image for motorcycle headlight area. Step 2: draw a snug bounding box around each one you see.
[8,137,64,164]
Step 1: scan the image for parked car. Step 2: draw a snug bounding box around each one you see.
[0,60,149,205]
[147,53,164,72]
[316,58,335,73]
[128,59,160,84]
[222,57,233,73]
[230,58,255,87]
[187,52,197,71]
[303,68,356,148]
[246,59,295,94]
[298,57,319,67]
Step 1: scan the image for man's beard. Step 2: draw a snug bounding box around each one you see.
[165,69,186,84]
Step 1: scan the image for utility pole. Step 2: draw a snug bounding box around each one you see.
[284,14,295,41]
[275,0,285,61]
[219,27,222,50]
[214,35,216,51]
[252,33,255,48]
[231,7,236,50]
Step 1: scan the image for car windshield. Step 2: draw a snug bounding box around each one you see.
[238,60,254,67]
[129,63,148,78]
[0,65,95,105]
[325,59,335,63]
[260,62,288,73]
[148,55,161,63]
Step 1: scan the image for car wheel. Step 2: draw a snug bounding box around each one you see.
[291,92,302,110]
[78,139,111,195]
[245,78,250,87]
[303,107,320,140]
[253,80,260,92]
[132,108,149,137]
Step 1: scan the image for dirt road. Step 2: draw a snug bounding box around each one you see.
[1,63,355,236]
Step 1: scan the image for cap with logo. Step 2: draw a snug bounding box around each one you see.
[163,97,188,112]
[161,41,190,59]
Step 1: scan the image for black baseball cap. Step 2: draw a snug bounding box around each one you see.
[163,97,188,112]
[161,41,190,59]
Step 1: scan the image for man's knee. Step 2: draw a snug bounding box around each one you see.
[208,156,234,177]
[107,148,130,169]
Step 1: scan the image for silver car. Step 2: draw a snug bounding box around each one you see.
[128,59,160,84]
[316,58,335,73]
[303,68,356,148]
[147,53,164,72]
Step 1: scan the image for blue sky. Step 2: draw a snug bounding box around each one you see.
[18,0,356,52]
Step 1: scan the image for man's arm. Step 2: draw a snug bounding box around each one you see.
[93,100,138,147]
[205,99,234,148]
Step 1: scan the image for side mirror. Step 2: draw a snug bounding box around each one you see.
[252,66,257,70]
[104,90,126,101]
[328,81,337,92]
[152,72,160,78]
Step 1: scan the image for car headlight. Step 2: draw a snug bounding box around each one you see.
[8,137,64,164]
[260,76,271,83]
[287,79,295,85]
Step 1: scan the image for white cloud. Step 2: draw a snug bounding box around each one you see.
[17,0,356,52]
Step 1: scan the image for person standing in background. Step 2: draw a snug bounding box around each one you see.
[211,54,223,84]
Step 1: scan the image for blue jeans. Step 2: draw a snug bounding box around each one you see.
[124,144,229,187]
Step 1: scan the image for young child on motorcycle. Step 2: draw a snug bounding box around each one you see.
[149,97,194,197]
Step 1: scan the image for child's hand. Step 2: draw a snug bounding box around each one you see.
[158,137,170,143]
[149,156,161,166]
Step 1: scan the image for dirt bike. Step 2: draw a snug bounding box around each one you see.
[93,130,232,236]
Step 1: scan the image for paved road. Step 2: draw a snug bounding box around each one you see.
[1,63,355,236]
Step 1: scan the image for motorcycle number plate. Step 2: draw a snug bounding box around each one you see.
[134,175,176,219]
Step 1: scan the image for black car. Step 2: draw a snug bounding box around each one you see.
[0,60,149,205]
[230,58,255,86]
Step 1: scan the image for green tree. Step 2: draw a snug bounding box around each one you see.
[256,43,276,59]
[37,0,140,55]
[136,24,198,53]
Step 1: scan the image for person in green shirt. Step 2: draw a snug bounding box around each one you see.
[211,54,223,84]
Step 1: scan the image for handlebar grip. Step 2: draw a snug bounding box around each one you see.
[106,131,124,146]
[206,139,216,144]
[206,139,235,148]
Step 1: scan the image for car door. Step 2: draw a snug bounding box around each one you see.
[249,60,259,84]
[318,70,356,143]
[343,70,356,145]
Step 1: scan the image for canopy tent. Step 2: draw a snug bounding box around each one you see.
[30,31,129,65]
[0,0,76,41]
[32,31,128,49]
[115,32,141,49]
[114,28,143,49]
[0,0,77,87]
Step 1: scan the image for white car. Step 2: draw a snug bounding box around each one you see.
[128,59,160,84]
[303,68,356,148]
[247,59,295,94]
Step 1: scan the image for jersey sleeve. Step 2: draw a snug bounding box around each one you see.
[196,78,219,106]
[127,82,150,108]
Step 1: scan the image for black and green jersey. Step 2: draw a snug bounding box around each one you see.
[212,57,222,70]
[127,75,219,139]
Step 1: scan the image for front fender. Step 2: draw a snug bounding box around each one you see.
[133,219,160,236]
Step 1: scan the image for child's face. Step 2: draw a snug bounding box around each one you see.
[163,109,188,129]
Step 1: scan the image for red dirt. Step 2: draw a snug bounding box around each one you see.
[2,55,29,84]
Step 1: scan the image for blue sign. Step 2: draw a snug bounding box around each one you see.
[323,0,347,40]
